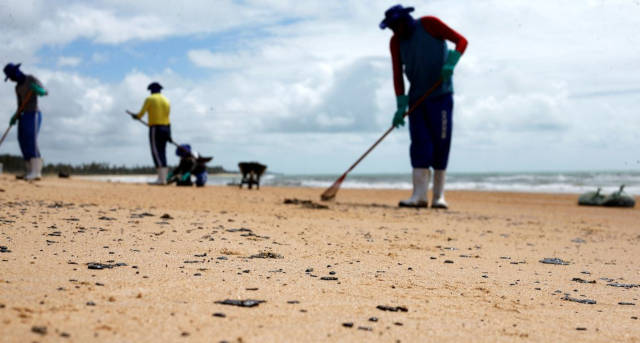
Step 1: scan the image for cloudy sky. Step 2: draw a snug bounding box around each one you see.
[0,0,639,174]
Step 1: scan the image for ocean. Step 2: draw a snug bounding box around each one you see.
[78,171,640,195]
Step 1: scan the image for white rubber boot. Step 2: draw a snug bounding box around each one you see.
[159,167,168,185]
[432,169,448,209]
[25,158,41,181]
[16,160,31,180]
[399,168,430,208]
[35,158,43,179]
[149,167,168,185]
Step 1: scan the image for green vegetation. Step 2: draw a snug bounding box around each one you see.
[0,154,228,175]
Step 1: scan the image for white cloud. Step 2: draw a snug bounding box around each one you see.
[187,49,244,69]
[91,52,108,64]
[0,1,639,173]
[57,56,82,67]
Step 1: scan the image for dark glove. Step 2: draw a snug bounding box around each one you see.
[392,95,409,128]
[9,114,18,126]
[441,50,461,83]
[30,82,48,96]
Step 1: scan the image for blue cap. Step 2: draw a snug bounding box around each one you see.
[147,82,163,92]
[379,4,414,29]
[3,63,21,82]
[176,144,192,158]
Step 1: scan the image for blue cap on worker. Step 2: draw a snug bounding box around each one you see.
[176,144,191,158]
[379,4,414,29]
[3,63,22,82]
[147,82,163,93]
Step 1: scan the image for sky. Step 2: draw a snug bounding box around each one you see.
[0,0,639,174]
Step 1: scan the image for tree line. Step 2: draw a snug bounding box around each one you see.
[0,154,228,175]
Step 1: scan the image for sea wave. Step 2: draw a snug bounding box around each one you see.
[76,171,640,195]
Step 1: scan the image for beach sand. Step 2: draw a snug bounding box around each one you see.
[0,175,638,342]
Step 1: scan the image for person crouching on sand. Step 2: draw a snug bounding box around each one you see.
[3,63,48,181]
[130,82,171,185]
[167,144,210,187]
[380,5,467,209]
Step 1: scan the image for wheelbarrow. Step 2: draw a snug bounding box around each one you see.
[238,162,267,190]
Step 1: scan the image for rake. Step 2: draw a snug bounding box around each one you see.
[125,110,181,147]
[320,79,442,201]
[125,111,208,158]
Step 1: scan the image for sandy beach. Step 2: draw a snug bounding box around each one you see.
[0,174,638,342]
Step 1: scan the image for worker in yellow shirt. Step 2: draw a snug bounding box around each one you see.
[130,82,171,185]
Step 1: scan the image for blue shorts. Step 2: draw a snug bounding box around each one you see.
[408,94,453,169]
[149,125,171,167]
[17,111,42,160]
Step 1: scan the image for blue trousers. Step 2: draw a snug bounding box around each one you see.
[195,171,207,187]
[17,111,42,160]
[408,94,453,169]
[149,125,171,167]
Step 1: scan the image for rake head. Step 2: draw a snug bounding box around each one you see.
[320,174,346,201]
